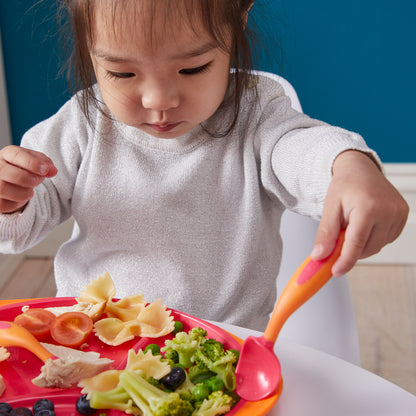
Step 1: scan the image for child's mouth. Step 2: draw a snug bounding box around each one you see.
[147,122,180,133]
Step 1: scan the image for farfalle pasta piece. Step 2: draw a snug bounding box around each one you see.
[0,347,10,362]
[125,349,170,379]
[79,369,123,394]
[94,318,141,346]
[136,299,175,338]
[105,294,146,321]
[77,272,116,304]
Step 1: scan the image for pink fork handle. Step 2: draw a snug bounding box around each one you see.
[0,321,54,362]
[264,230,345,344]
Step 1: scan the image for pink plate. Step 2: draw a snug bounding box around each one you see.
[0,298,281,415]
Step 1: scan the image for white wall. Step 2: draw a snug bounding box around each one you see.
[360,163,416,265]
[0,29,12,149]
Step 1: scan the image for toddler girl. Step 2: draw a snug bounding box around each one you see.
[0,0,408,329]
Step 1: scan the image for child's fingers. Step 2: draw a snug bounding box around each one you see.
[0,181,34,203]
[311,192,343,261]
[331,221,373,277]
[0,145,57,177]
[0,159,47,189]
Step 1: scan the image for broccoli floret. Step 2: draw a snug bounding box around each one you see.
[188,365,216,384]
[161,327,207,369]
[89,384,140,415]
[192,391,234,416]
[193,339,237,391]
[120,370,194,416]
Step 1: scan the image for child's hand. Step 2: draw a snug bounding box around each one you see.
[0,145,58,214]
[311,150,409,277]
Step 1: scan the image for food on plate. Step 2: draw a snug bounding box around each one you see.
[83,327,239,416]
[79,349,170,394]
[50,312,93,348]
[6,406,33,415]
[75,395,96,415]
[160,366,186,390]
[0,374,5,397]
[0,399,56,416]
[0,347,9,362]
[91,370,195,416]
[93,317,140,346]
[19,272,176,346]
[88,277,174,345]
[1,274,243,415]
[14,308,56,341]
[161,326,208,368]
[45,301,106,322]
[0,403,13,413]
[31,343,113,389]
[32,399,55,415]
[193,338,238,391]
[105,294,146,321]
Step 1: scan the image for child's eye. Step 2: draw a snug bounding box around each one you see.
[106,71,135,80]
[179,63,211,75]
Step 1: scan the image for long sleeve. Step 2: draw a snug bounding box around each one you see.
[0,95,88,253]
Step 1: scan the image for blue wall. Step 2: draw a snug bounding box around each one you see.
[1,0,415,162]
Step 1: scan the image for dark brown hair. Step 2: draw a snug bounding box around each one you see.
[61,0,257,136]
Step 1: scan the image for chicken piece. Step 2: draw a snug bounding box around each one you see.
[32,343,113,389]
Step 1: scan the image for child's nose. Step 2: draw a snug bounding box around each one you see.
[141,78,180,111]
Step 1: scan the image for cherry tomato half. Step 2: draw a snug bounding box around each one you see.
[14,308,56,341]
[50,311,93,348]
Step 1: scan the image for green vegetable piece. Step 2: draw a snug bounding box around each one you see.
[205,376,225,393]
[144,344,161,355]
[172,321,184,334]
[188,366,216,384]
[161,327,207,369]
[120,370,194,416]
[193,383,210,402]
[228,349,240,363]
[193,339,237,391]
[89,385,138,414]
[192,391,234,416]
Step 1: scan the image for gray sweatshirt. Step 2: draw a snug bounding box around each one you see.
[0,74,377,330]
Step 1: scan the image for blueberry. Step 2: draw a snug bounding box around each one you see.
[10,408,33,416]
[0,403,13,414]
[33,411,55,416]
[75,395,96,415]
[32,400,54,416]
[161,366,186,390]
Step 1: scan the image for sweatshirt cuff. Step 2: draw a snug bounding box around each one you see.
[0,200,36,241]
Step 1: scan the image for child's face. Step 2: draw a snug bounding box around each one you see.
[90,4,231,139]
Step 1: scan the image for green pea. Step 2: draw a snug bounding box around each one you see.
[193,383,210,401]
[172,321,184,334]
[205,376,225,392]
[144,344,161,355]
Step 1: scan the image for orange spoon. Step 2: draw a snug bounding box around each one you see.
[0,321,56,362]
[235,230,345,401]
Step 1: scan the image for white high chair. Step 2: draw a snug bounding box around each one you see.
[255,70,361,365]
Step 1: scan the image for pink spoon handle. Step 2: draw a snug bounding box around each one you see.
[0,321,54,362]
[263,230,345,344]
